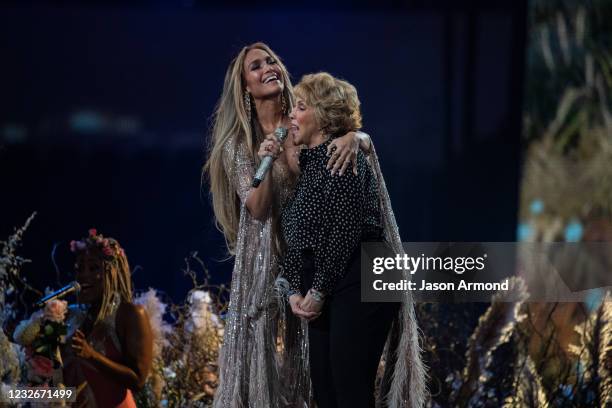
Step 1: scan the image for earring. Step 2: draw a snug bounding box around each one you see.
[244,91,252,122]
[281,93,287,115]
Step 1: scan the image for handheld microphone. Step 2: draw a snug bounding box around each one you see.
[252,127,289,188]
[34,281,81,308]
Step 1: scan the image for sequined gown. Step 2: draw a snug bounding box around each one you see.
[212,139,311,408]
[213,139,427,408]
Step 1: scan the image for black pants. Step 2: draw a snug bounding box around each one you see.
[301,247,399,408]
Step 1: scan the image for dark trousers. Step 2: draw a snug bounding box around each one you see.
[301,247,399,408]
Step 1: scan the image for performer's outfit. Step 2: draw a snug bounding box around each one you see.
[62,303,136,408]
[214,138,427,408]
[213,140,311,408]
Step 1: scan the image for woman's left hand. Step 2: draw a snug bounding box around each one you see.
[300,292,324,317]
[72,330,96,360]
[326,131,359,176]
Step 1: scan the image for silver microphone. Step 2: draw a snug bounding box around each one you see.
[252,127,289,188]
[34,281,81,308]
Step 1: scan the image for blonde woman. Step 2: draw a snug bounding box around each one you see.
[282,73,427,407]
[204,43,371,407]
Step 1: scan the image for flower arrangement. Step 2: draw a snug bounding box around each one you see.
[134,288,172,404]
[0,327,22,393]
[134,253,227,408]
[13,299,68,385]
[4,216,611,405]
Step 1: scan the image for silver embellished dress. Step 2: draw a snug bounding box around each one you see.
[213,140,427,408]
[213,140,310,408]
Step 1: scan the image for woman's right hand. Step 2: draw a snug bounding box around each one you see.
[289,294,320,321]
[257,134,282,161]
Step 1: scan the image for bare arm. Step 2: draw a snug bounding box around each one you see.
[245,168,275,221]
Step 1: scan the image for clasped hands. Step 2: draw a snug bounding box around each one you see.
[289,290,324,321]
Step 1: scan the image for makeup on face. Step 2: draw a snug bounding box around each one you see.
[75,255,104,304]
[242,48,284,99]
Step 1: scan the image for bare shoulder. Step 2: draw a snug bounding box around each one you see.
[116,302,149,336]
[118,302,148,320]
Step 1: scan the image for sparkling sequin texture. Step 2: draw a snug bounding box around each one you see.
[213,139,427,408]
[213,139,311,408]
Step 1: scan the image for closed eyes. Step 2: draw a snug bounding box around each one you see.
[250,57,277,71]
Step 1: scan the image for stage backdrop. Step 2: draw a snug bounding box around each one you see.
[0,3,524,301]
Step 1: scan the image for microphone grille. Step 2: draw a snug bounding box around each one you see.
[274,127,288,142]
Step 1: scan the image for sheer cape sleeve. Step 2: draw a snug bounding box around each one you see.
[369,142,428,408]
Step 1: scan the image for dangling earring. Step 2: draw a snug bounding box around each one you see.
[244,91,252,122]
[281,93,287,115]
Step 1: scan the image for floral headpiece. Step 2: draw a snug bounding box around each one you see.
[70,228,125,259]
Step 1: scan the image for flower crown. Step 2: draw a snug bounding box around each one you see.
[70,228,125,259]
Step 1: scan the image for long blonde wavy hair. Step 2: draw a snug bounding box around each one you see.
[204,42,293,254]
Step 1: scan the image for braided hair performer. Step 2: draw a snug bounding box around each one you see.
[62,229,153,407]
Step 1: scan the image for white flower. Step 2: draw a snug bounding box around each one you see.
[134,288,171,360]
[185,290,224,335]
[189,290,212,305]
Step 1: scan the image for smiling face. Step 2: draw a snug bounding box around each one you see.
[242,48,284,100]
[75,253,105,305]
[289,97,321,147]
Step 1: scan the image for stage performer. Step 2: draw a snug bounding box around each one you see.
[64,229,153,407]
[204,42,372,407]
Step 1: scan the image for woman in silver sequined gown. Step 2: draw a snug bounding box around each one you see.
[205,43,370,407]
[205,42,427,407]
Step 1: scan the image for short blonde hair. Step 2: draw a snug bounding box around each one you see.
[294,72,362,137]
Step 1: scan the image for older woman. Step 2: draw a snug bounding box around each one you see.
[281,73,426,407]
[204,43,373,407]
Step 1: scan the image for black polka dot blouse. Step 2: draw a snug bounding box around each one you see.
[281,139,382,296]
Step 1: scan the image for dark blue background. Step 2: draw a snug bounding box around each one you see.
[0,1,525,303]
